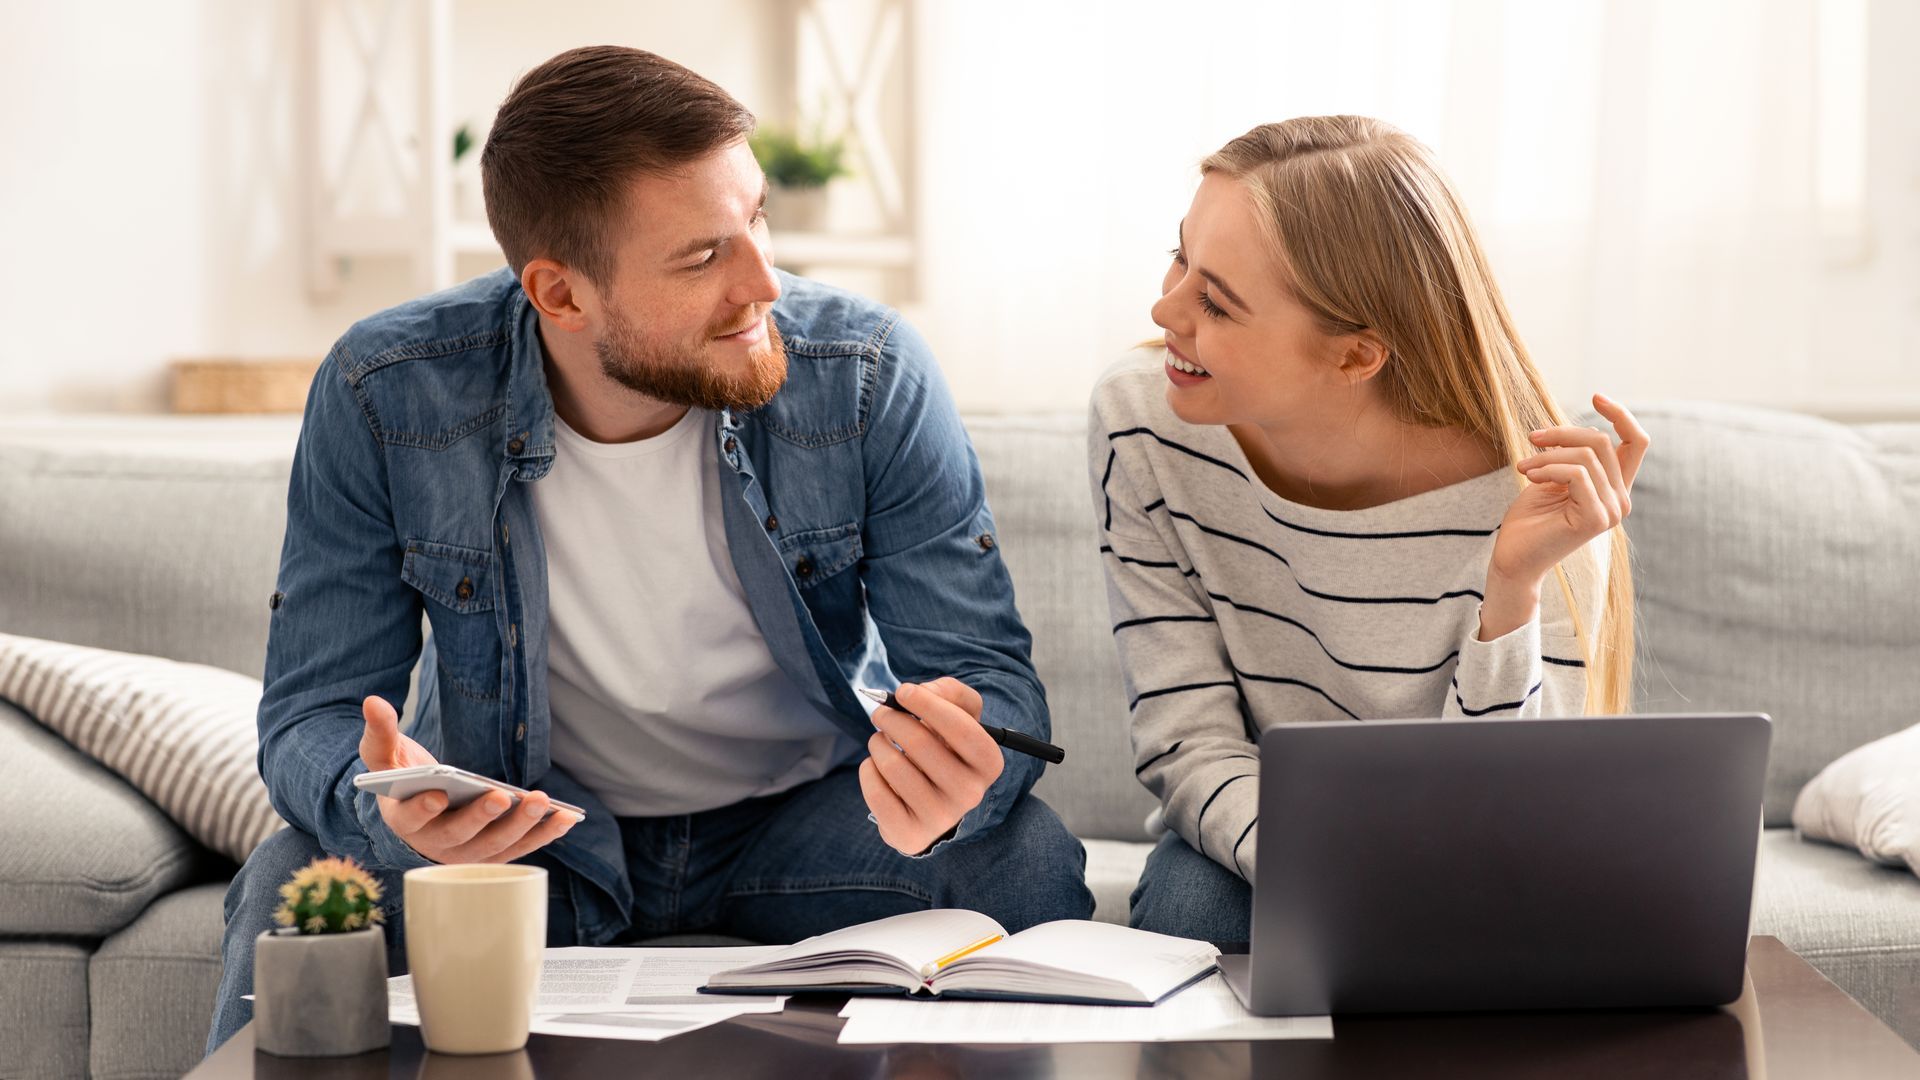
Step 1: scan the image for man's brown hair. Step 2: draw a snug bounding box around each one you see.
[481,46,756,285]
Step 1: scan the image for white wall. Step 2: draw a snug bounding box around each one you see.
[1,1,210,411]
[2,0,1917,418]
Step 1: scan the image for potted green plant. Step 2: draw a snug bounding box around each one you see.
[453,122,483,221]
[253,855,391,1057]
[749,124,850,233]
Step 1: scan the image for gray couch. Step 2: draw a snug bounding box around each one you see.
[2,402,1917,1078]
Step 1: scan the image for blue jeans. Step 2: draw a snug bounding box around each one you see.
[206,765,1091,1056]
[1128,832,1251,944]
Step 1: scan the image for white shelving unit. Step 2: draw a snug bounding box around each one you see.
[448,220,499,258]
[767,0,919,294]
[774,231,915,269]
[298,0,922,302]
[298,0,455,298]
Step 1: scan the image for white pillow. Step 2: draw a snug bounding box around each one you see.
[0,632,285,863]
[1791,721,1920,877]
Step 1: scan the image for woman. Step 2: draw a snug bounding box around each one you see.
[1091,116,1648,942]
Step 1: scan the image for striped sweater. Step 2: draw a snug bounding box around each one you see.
[1089,354,1605,884]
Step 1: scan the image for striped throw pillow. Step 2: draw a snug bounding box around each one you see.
[0,632,284,863]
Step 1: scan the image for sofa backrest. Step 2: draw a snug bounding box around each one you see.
[1615,402,1920,826]
[965,417,1159,841]
[0,442,288,680]
[0,420,1161,841]
[3,401,1914,839]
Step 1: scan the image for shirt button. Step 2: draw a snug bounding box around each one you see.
[764,514,778,531]
[795,557,814,580]
[507,435,526,455]
[724,436,739,453]
[514,723,526,742]
[268,591,284,610]
[456,577,475,601]
[977,532,997,551]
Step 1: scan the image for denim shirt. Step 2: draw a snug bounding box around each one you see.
[258,267,1049,945]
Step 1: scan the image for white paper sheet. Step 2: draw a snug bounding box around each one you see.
[835,974,1333,1044]
[386,945,789,1041]
[525,1010,742,1042]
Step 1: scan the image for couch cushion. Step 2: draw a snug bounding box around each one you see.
[0,633,285,864]
[1753,828,1920,1048]
[1085,838,1152,925]
[88,883,227,1080]
[0,443,292,680]
[970,415,1160,842]
[0,701,202,936]
[1792,720,1920,877]
[0,940,91,1079]
[1620,403,1920,825]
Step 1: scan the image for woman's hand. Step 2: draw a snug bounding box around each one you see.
[1480,394,1650,641]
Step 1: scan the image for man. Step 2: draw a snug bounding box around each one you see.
[207,45,1090,1053]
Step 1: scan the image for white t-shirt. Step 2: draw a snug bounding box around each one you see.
[532,407,858,817]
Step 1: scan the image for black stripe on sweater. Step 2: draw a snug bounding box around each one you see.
[1131,680,1238,707]
[1201,589,1462,675]
[1101,448,1117,531]
[1451,677,1544,717]
[1108,428,1250,483]
[1109,428,1497,539]
[1129,669,1363,721]
[1258,504,1497,541]
[1232,817,1259,879]
[1235,671,1363,720]
[1162,507,1485,605]
[1195,774,1256,858]
[1136,747,1258,779]
[1542,655,1587,668]
[1134,741,1184,776]
[1099,545,1199,579]
[1098,544,1181,570]
[1114,614,1217,632]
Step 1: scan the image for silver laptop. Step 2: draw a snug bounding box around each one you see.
[1221,713,1771,1016]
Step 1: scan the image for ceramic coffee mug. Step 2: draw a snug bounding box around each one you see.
[404,864,547,1054]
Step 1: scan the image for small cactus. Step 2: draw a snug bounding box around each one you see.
[273,856,386,935]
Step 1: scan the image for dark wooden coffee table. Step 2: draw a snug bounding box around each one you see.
[188,936,1916,1079]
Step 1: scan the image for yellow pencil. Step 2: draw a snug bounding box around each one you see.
[919,933,1004,979]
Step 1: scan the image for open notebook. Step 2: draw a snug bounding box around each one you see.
[701,909,1219,1006]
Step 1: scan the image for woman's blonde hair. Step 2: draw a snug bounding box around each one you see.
[1201,116,1632,714]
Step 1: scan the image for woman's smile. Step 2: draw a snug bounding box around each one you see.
[1164,339,1212,385]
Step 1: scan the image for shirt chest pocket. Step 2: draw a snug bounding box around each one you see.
[775,521,866,655]
[401,540,503,702]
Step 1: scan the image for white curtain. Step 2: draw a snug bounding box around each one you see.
[907,0,1893,415]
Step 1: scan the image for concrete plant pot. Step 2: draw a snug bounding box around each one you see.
[765,184,829,232]
[253,927,390,1057]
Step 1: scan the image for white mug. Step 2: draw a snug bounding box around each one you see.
[404,864,547,1054]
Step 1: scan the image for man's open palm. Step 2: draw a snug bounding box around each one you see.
[358,695,579,864]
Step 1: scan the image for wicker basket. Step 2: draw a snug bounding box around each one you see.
[169,359,321,414]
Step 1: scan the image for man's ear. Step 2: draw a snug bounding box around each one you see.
[1336,329,1391,386]
[521,259,591,332]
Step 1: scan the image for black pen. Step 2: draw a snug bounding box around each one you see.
[856,687,1067,765]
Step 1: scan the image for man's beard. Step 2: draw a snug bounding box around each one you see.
[594,302,788,412]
